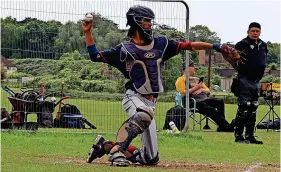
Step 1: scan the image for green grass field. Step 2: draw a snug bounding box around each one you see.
[1,89,280,171]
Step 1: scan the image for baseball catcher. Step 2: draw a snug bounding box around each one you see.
[82,5,238,166]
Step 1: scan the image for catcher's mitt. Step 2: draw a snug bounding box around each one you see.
[220,44,244,69]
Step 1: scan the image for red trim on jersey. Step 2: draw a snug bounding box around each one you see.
[176,42,192,53]
[99,52,107,63]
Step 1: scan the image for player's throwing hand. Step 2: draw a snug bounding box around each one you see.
[82,13,93,32]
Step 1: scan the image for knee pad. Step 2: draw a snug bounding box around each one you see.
[250,101,259,113]
[136,106,154,119]
[131,106,154,131]
[238,101,251,108]
[237,101,251,118]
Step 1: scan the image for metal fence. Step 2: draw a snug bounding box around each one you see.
[0,0,199,133]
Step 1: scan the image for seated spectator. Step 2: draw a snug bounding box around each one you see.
[175,59,234,132]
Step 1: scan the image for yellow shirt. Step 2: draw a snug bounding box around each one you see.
[175,75,208,97]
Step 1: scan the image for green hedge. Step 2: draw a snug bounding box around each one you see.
[65,90,124,101]
[64,90,178,102]
[81,80,117,93]
[2,81,277,105]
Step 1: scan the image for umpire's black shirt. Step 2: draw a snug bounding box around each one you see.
[235,37,268,81]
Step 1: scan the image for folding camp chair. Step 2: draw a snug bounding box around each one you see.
[175,92,217,130]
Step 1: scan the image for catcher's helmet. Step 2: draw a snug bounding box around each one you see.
[126,5,155,43]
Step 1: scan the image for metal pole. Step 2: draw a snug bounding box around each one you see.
[139,0,190,131]
[203,49,212,129]
[183,1,190,131]
[207,50,211,91]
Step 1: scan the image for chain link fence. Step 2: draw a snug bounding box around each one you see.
[1,0,198,133]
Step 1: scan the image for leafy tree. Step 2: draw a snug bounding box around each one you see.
[162,55,183,91]
[1,16,62,59]
[103,31,126,49]
[54,13,126,58]
[54,21,85,56]
[155,24,185,41]
[267,42,280,65]
[261,75,280,83]
[7,72,32,79]
[268,63,278,70]
[1,17,26,58]
[211,74,221,86]
[189,25,221,43]
[195,65,208,78]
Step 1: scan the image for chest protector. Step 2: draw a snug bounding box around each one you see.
[120,35,168,94]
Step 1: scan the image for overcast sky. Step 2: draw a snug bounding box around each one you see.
[1,0,280,43]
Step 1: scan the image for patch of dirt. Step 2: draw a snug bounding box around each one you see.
[36,155,280,171]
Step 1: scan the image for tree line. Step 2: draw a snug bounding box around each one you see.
[1,15,279,65]
[1,14,280,94]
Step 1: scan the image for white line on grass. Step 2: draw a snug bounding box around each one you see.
[245,162,262,172]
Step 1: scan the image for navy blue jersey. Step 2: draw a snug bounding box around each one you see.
[87,35,181,79]
[235,37,267,81]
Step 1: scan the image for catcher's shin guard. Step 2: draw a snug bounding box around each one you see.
[117,106,154,151]
[234,101,250,139]
[109,106,154,162]
[245,101,258,138]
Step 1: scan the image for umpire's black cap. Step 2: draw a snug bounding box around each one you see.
[249,22,261,30]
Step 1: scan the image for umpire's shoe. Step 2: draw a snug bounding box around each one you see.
[235,136,246,143]
[86,135,107,163]
[245,136,263,144]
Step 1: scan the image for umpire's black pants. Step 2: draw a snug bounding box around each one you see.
[233,75,259,138]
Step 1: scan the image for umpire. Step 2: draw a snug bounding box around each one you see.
[232,22,268,144]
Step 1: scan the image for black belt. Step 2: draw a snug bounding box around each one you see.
[132,90,158,101]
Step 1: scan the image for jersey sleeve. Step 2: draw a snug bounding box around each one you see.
[162,39,180,62]
[162,39,192,62]
[87,44,123,67]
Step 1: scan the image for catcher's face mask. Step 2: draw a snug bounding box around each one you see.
[134,16,156,42]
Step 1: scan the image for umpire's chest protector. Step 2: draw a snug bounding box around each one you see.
[120,35,168,94]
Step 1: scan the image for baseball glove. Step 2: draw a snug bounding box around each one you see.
[220,44,244,69]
